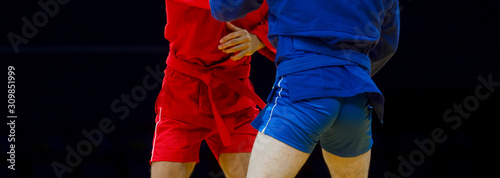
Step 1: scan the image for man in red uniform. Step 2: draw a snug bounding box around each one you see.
[150,0,275,177]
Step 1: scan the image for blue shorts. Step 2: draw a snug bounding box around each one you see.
[251,76,373,157]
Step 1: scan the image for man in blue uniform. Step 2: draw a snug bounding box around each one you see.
[210,0,400,177]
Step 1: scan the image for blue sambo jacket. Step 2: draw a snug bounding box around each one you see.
[210,0,400,120]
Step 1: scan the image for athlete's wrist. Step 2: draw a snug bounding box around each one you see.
[251,33,266,51]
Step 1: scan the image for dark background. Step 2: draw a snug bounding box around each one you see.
[2,0,500,177]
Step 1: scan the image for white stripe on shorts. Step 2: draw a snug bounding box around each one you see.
[150,107,162,162]
[262,77,284,134]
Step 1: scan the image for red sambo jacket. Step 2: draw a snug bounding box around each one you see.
[155,0,275,146]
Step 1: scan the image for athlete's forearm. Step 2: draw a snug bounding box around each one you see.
[369,0,400,76]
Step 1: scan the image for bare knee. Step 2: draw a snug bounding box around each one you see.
[150,161,196,178]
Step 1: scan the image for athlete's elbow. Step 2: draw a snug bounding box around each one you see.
[212,14,233,22]
[211,11,242,22]
[209,1,237,22]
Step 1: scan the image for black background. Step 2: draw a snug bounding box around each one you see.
[2,0,500,177]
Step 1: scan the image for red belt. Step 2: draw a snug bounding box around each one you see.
[166,54,266,146]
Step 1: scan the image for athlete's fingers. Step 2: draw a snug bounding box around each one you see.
[219,31,243,46]
[219,34,251,50]
[222,43,249,54]
[220,30,241,43]
[230,48,251,61]
[226,22,243,32]
[219,23,247,44]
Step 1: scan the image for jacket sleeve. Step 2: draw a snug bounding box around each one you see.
[172,0,210,9]
[209,0,264,22]
[250,14,276,61]
[370,0,400,76]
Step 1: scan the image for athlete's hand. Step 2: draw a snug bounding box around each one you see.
[219,22,265,61]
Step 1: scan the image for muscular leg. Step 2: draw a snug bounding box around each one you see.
[219,153,251,178]
[150,161,196,178]
[322,149,371,178]
[247,132,310,178]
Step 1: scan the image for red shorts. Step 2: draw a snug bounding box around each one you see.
[150,107,259,163]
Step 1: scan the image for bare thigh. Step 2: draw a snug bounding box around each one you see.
[322,149,371,178]
[219,153,251,178]
[247,132,310,178]
[150,161,196,178]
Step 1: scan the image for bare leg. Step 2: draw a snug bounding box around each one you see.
[247,132,310,178]
[322,149,371,178]
[219,153,251,178]
[150,161,196,178]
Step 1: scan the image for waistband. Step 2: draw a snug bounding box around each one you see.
[165,53,266,146]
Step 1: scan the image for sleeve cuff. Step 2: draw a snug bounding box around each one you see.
[251,23,276,61]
